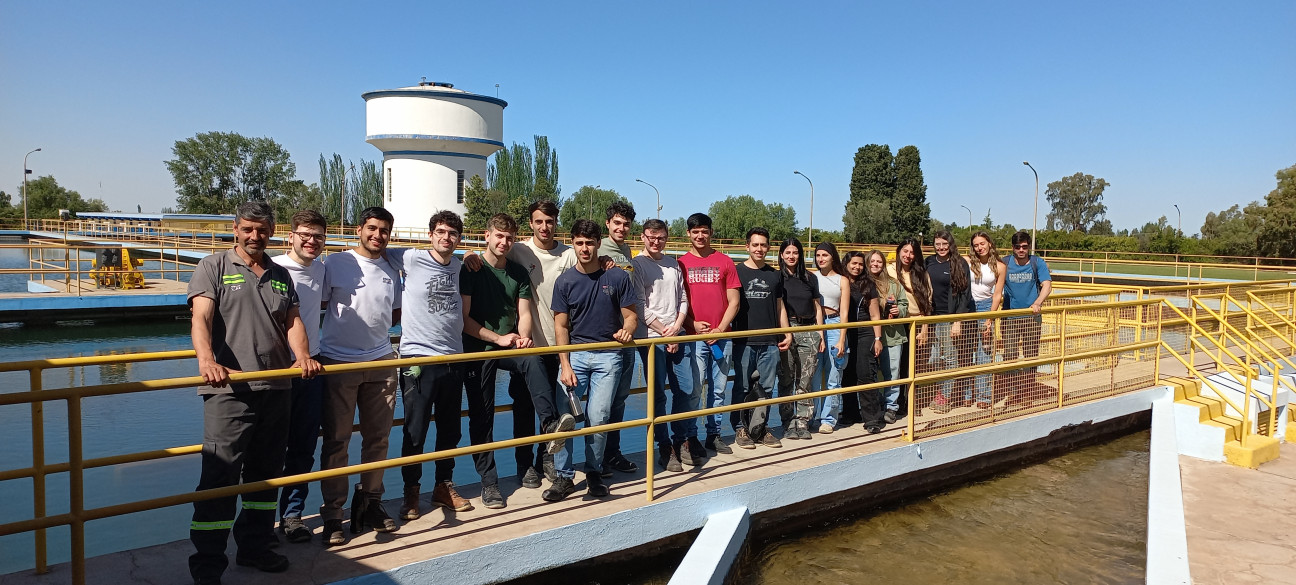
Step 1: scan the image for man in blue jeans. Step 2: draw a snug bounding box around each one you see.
[632,219,702,471]
[545,219,639,501]
[274,210,328,544]
[730,227,792,449]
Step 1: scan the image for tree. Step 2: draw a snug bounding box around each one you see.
[464,175,510,231]
[488,135,561,219]
[559,186,629,232]
[1045,172,1110,233]
[166,131,297,214]
[891,145,931,238]
[1201,202,1262,257]
[349,159,382,221]
[708,194,798,242]
[842,198,893,244]
[14,175,108,218]
[668,216,689,236]
[1258,164,1296,257]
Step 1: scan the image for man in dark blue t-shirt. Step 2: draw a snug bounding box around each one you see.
[545,219,639,501]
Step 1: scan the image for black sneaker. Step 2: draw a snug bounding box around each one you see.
[604,453,639,474]
[235,549,289,573]
[543,453,557,483]
[585,473,609,497]
[278,516,312,544]
[542,477,576,502]
[685,437,707,465]
[521,466,543,489]
[481,484,506,509]
[705,434,733,455]
[544,413,577,454]
[659,447,683,472]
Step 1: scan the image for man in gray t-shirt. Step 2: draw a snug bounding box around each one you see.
[391,210,476,519]
[187,201,318,585]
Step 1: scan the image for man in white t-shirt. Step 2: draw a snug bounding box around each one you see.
[631,219,701,472]
[273,210,327,544]
[317,207,402,545]
[468,200,574,487]
[387,210,475,519]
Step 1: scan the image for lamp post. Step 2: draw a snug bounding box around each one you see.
[23,148,42,227]
[793,170,813,246]
[1023,161,1039,254]
[635,178,661,219]
[1173,204,1182,238]
[960,205,973,228]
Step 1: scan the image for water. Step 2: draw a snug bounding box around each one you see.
[0,318,651,574]
[741,431,1150,584]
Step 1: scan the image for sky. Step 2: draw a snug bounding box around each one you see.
[2,1,1293,235]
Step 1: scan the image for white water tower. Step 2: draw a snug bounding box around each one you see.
[363,80,506,232]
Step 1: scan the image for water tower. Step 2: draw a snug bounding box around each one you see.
[363,80,507,232]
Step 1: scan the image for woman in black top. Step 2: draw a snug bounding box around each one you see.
[838,251,885,432]
[924,230,976,414]
[776,238,824,439]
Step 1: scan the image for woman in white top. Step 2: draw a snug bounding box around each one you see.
[811,242,851,433]
[965,230,1006,408]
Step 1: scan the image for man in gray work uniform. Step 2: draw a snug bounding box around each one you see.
[188,201,320,585]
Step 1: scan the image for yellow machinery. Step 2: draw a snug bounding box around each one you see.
[90,247,145,289]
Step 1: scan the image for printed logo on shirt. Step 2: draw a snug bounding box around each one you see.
[1007,272,1034,284]
[744,278,772,299]
[688,266,722,284]
[601,284,614,297]
[424,273,459,314]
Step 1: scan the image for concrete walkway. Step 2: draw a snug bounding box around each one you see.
[1181,442,1296,584]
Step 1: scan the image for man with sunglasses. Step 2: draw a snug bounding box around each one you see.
[1000,231,1052,406]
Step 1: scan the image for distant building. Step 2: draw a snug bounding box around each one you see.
[363,81,507,231]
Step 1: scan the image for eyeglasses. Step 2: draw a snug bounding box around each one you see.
[292,232,326,242]
[643,235,666,242]
[1014,244,1030,250]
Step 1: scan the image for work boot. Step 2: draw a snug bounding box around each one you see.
[542,477,576,502]
[705,434,733,455]
[400,484,421,521]
[432,480,474,512]
[323,519,345,547]
[353,491,397,534]
[734,428,756,450]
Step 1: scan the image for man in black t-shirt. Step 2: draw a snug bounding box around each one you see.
[730,227,792,449]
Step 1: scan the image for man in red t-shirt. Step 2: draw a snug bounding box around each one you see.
[676,213,741,454]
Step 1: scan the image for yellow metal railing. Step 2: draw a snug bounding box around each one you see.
[4,281,1296,582]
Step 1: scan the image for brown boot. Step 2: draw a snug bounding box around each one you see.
[432,480,474,512]
[400,484,421,521]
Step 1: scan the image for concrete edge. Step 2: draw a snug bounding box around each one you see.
[667,507,750,585]
[1147,390,1193,585]
[335,387,1165,585]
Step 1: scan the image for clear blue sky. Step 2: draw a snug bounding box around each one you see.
[3,1,1293,235]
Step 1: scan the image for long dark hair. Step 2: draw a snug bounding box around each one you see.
[814,242,843,276]
[842,250,875,298]
[932,230,969,294]
[778,238,810,284]
[896,238,932,315]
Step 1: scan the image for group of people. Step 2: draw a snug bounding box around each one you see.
[184,199,1052,585]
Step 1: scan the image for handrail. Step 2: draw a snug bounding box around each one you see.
[4,287,1293,584]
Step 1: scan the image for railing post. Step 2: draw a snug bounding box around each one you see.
[644,343,656,502]
[1057,309,1068,408]
[906,318,917,440]
[67,394,86,585]
[29,368,47,574]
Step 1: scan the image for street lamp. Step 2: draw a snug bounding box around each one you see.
[793,170,814,246]
[23,148,42,227]
[635,178,661,219]
[1023,161,1039,254]
[960,205,973,228]
[1173,204,1182,238]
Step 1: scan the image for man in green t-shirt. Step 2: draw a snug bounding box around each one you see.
[461,213,575,509]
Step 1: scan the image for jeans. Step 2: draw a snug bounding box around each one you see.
[972,298,994,404]
[878,343,903,413]
[813,316,847,427]
[778,330,820,425]
[638,343,700,449]
[604,347,637,462]
[691,339,733,438]
[732,342,780,438]
[554,350,624,479]
[277,372,325,520]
